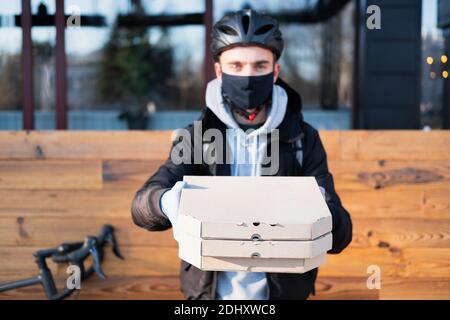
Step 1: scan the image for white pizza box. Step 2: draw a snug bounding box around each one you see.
[178,231,330,273]
[179,230,332,259]
[178,176,332,241]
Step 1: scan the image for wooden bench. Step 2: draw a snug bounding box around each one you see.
[0,130,449,299]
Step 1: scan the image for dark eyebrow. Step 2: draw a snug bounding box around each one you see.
[226,60,270,66]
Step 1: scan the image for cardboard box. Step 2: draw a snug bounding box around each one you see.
[178,231,331,273]
[177,176,333,273]
[179,233,328,273]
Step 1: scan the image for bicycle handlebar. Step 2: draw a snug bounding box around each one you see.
[0,224,124,300]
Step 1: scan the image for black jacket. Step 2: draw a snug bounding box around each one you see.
[131,78,352,300]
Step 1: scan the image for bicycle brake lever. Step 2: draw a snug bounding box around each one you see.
[105,227,124,260]
[89,245,106,280]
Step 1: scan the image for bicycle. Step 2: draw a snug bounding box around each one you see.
[0,224,124,300]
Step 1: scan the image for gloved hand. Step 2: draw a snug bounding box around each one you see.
[160,180,186,242]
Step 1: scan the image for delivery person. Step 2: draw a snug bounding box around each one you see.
[131,9,352,300]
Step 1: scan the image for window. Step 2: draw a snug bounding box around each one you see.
[0,0,22,129]
[421,0,445,128]
[65,0,205,129]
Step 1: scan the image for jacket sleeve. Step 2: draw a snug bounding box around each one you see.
[301,123,352,254]
[131,125,200,232]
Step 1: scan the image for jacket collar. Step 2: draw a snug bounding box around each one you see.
[274,77,304,142]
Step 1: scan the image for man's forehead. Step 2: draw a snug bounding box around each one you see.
[220,46,274,63]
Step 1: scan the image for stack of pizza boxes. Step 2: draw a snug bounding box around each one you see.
[177,176,332,273]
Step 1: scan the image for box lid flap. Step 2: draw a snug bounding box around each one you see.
[178,176,332,240]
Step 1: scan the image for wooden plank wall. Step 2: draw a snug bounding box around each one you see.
[0,130,449,300]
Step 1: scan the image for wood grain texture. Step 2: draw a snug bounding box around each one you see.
[0,160,102,190]
[3,215,446,251]
[321,131,450,161]
[309,277,379,300]
[0,188,136,218]
[2,246,446,282]
[0,131,171,160]
[379,277,450,300]
[0,276,184,300]
[0,247,179,279]
[329,160,450,191]
[0,217,176,248]
[350,218,450,249]
[1,131,449,160]
[102,160,163,190]
[311,277,450,300]
[0,130,449,300]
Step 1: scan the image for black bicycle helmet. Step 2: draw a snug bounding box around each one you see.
[211,9,284,61]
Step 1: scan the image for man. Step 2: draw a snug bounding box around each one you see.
[131,9,352,300]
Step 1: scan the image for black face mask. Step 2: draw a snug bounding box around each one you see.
[221,72,274,110]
